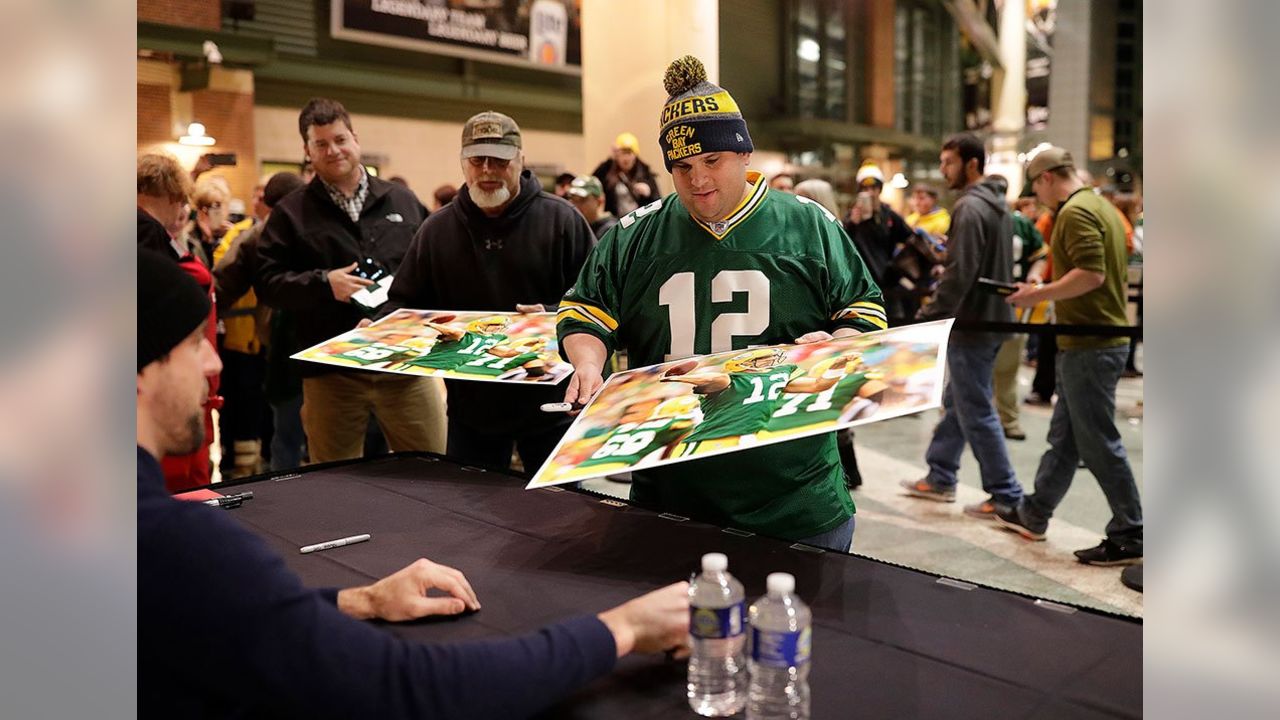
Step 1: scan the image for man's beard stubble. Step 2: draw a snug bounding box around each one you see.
[171,412,205,457]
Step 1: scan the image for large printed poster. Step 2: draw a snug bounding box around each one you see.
[332,0,582,73]
[291,309,573,384]
[527,320,953,488]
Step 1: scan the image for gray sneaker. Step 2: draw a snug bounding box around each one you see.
[899,478,957,503]
[963,497,1013,520]
[993,502,1048,541]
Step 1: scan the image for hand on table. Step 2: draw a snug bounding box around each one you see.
[339,558,481,622]
[597,581,691,659]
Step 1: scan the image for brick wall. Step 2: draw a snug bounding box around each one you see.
[192,88,259,201]
[137,84,173,147]
[138,0,221,30]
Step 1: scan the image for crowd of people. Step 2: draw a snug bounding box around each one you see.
[137,52,1143,716]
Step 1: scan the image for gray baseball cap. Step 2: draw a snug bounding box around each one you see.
[461,111,522,160]
[1026,146,1074,181]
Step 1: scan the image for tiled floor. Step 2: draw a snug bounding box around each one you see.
[585,363,1145,617]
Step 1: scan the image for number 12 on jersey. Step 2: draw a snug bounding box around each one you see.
[658,270,771,360]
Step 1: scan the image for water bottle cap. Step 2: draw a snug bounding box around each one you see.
[700,553,728,572]
[766,572,795,596]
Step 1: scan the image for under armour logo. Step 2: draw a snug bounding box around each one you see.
[484,238,504,250]
[735,133,744,142]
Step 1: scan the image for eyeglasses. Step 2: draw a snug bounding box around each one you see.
[466,156,512,169]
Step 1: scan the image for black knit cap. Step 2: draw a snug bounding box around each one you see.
[658,55,753,171]
[138,248,210,371]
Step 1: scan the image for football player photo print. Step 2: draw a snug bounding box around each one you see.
[292,309,573,385]
[527,319,952,488]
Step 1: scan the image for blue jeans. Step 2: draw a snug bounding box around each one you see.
[798,516,855,553]
[270,394,306,472]
[925,340,1023,504]
[1024,347,1143,546]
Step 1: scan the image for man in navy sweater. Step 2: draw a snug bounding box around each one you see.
[137,248,689,718]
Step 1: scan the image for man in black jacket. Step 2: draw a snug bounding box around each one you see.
[138,248,690,719]
[382,111,596,474]
[901,133,1025,518]
[843,162,916,321]
[592,131,660,218]
[255,98,445,463]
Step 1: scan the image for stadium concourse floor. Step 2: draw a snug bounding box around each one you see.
[583,363,1145,619]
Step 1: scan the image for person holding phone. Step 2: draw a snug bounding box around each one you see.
[255,97,444,463]
[843,162,915,321]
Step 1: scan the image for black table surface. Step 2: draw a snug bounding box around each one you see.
[219,454,1141,720]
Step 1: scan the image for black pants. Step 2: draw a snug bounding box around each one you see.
[1032,333,1058,399]
[446,418,572,475]
[218,348,270,471]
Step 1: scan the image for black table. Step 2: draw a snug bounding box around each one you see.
[219,454,1141,719]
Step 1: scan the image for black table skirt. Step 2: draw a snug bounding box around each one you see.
[215,453,1141,720]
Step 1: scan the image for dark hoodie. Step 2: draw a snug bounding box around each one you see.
[382,170,595,435]
[917,175,1014,344]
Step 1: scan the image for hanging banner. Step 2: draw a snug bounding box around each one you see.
[331,0,581,74]
[292,309,573,385]
[527,320,953,489]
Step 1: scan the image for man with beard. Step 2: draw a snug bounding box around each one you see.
[382,111,595,473]
[255,97,445,463]
[137,248,692,717]
[900,132,1024,519]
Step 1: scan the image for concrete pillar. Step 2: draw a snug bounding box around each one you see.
[988,0,1026,199]
[580,0,718,195]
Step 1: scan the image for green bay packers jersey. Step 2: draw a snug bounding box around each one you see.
[683,365,798,442]
[404,331,507,371]
[451,349,541,378]
[331,341,420,368]
[578,417,695,469]
[765,371,871,433]
[556,173,880,539]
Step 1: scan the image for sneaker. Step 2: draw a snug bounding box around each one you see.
[963,497,1013,520]
[1003,427,1027,441]
[1120,563,1143,593]
[993,502,1048,541]
[899,478,956,503]
[1074,539,1143,566]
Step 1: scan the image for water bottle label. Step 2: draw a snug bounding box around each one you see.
[751,626,812,667]
[689,602,745,639]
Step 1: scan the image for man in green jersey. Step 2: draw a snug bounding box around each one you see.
[330,339,421,370]
[762,354,888,436]
[558,394,702,480]
[556,56,885,551]
[401,315,511,372]
[450,336,551,380]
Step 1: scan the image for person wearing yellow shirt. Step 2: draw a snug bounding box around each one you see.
[905,185,951,240]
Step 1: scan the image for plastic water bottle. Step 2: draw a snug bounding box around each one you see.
[746,573,811,720]
[687,552,748,716]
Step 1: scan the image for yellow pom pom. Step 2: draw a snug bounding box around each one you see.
[663,55,708,97]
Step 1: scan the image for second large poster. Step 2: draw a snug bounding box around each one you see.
[528,320,953,488]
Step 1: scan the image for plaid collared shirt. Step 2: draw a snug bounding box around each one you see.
[322,168,369,223]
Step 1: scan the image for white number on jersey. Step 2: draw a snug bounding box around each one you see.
[658,270,771,360]
[743,372,793,405]
[619,198,664,229]
[795,194,839,224]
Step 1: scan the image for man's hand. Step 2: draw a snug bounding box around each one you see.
[337,558,481,622]
[516,303,546,314]
[356,318,373,329]
[563,362,604,414]
[596,581,690,659]
[795,331,833,344]
[1005,282,1042,308]
[328,262,375,302]
[633,181,652,198]
[849,205,866,225]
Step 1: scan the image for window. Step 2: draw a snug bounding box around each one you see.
[789,0,849,120]
[896,0,953,137]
